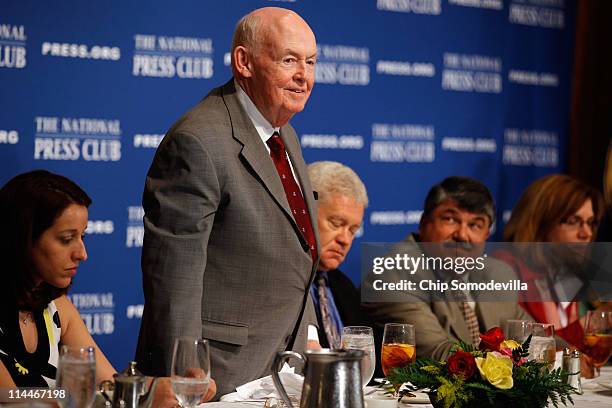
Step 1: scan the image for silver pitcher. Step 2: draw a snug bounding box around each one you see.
[271,349,364,408]
[100,361,157,408]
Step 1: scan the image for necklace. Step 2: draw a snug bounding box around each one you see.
[19,311,33,326]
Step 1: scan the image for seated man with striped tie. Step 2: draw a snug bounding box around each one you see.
[364,176,530,361]
[307,161,369,349]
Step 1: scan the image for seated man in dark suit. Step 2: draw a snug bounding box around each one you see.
[364,176,530,361]
[307,161,368,348]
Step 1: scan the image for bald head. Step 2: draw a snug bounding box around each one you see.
[231,8,312,58]
[231,7,317,127]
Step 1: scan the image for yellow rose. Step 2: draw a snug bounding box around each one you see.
[475,352,514,389]
[500,339,521,350]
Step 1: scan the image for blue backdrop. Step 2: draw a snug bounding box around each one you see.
[1,0,575,369]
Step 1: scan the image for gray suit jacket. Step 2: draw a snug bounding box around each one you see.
[135,80,318,397]
[364,234,531,361]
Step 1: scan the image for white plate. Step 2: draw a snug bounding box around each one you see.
[399,392,431,404]
[597,381,612,390]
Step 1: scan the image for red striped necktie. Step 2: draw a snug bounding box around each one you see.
[266,132,317,262]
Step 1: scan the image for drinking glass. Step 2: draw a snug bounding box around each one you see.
[382,323,415,396]
[171,338,211,408]
[527,323,556,368]
[341,326,375,388]
[55,345,96,408]
[583,310,612,378]
[505,319,530,343]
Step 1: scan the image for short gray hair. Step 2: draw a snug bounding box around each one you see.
[231,12,262,61]
[308,161,368,207]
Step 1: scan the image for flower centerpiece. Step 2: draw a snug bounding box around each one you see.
[385,327,577,408]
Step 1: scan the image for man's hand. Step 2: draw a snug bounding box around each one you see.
[150,376,217,407]
[151,377,177,408]
[201,379,217,403]
[307,340,321,350]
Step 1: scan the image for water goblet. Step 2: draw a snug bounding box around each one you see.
[171,338,211,408]
[341,326,375,388]
[527,323,556,369]
[504,319,530,343]
[55,345,96,408]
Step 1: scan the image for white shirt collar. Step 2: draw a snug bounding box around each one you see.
[233,80,301,192]
[234,80,280,150]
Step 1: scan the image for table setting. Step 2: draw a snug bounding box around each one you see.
[201,369,612,408]
[199,321,612,408]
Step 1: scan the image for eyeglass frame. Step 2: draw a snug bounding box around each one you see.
[559,215,598,230]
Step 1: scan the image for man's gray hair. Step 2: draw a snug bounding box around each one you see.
[308,161,368,207]
[231,12,261,60]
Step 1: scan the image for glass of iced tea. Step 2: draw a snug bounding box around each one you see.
[583,310,612,378]
[382,323,415,395]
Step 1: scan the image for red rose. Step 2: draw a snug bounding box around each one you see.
[447,350,476,379]
[479,327,505,351]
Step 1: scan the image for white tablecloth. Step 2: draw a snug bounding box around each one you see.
[201,366,612,408]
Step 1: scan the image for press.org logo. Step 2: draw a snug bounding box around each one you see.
[41,42,120,61]
[0,129,19,144]
[86,220,114,234]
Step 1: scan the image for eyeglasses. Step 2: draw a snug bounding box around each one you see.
[560,215,598,230]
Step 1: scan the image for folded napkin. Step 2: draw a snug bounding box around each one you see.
[220,364,303,402]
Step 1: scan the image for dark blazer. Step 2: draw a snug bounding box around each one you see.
[135,80,319,398]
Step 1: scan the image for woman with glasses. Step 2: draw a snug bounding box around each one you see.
[497,174,605,354]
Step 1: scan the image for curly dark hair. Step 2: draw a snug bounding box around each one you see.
[0,170,91,311]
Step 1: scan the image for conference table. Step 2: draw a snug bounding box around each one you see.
[201,367,612,408]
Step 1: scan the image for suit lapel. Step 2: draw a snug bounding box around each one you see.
[476,302,502,330]
[471,273,503,330]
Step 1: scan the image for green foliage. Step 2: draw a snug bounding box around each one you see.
[435,376,473,408]
[451,340,485,358]
[509,366,575,408]
[453,340,476,353]
[512,334,532,360]
[387,359,440,391]
[421,365,442,375]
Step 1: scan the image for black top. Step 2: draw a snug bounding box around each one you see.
[0,301,61,386]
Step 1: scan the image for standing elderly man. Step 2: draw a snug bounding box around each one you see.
[307,161,368,349]
[135,8,319,397]
[364,177,530,361]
